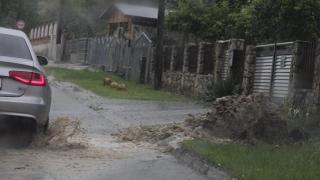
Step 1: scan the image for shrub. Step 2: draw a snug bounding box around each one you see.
[204,78,241,102]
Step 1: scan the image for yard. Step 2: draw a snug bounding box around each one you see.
[46,67,188,101]
[183,139,320,180]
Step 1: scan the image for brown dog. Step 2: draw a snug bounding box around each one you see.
[117,83,128,90]
[110,82,119,89]
[104,77,113,86]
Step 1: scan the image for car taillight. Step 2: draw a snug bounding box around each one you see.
[9,71,46,86]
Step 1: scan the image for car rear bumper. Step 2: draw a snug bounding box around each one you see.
[0,96,50,126]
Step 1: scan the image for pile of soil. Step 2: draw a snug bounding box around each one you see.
[33,117,88,150]
[204,94,289,144]
[112,115,229,152]
[114,94,290,150]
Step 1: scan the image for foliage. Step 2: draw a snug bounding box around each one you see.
[46,67,188,101]
[167,0,320,42]
[283,103,320,139]
[0,0,39,32]
[37,0,108,38]
[183,139,320,180]
[251,0,320,42]
[167,0,252,41]
[204,78,240,102]
[0,0,109,37]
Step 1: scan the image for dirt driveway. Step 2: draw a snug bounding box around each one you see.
[0,80,209,180]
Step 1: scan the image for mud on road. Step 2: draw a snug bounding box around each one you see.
[0,117,153,180]
[0,80,208,180]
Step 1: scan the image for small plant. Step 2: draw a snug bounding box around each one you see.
[283,101,320,140]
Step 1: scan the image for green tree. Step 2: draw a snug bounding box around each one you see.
[167,0,320,42]
[167,0,251,41]
[37,0,109,38]
[0,0,39,32]
[250,0,320,42]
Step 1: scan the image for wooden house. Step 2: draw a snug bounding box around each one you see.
[100,3,158,39]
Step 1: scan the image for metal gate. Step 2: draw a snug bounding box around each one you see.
[253,42,294,100]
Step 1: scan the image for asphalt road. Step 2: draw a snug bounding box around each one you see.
[0,80,209,180]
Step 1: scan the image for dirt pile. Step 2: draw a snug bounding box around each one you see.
[113,116,229,152]
[33,117,88,150]
[204,94,288,143]
[113,124,184,152]
[114,94,289,150]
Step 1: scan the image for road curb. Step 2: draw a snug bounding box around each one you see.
[173,147,234,180]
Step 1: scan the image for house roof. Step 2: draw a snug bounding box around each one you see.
[100,3,158,20]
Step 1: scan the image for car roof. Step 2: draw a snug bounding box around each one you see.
[0,27,27,38]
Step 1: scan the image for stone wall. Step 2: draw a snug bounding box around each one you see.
[312,39,320,107]
[162,40,245,98]
[162,72,213,96]
[286,41,320,111]
[242,46,256,95]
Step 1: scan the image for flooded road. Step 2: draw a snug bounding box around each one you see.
[0,80,208,180]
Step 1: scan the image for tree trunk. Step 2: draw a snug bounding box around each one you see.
[154,0,165,90]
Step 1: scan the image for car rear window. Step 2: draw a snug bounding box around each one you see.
[0,33,32,60]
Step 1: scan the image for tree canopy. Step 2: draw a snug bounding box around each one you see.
[0,0,39,32]
[0,0,109,36]
[1,0,320,42]
[167,0,320,42]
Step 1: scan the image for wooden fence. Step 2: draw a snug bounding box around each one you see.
[64,33,153,83]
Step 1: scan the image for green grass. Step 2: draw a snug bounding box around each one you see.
[183,139,320,180]
[46,67,188,101]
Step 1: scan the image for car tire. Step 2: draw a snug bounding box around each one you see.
[43,118,49,134]
[37,118,49,135]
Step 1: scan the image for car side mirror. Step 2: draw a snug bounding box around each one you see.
[37,56,48,66]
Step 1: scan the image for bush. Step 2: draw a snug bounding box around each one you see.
[204,78,241,102]
[282,102,320,141]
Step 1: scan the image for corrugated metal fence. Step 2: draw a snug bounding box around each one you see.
[253,42,294,99]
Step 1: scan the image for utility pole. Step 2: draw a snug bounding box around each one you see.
[56,0,67,61]
[56,0,65,44]
[154,0,165,90]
